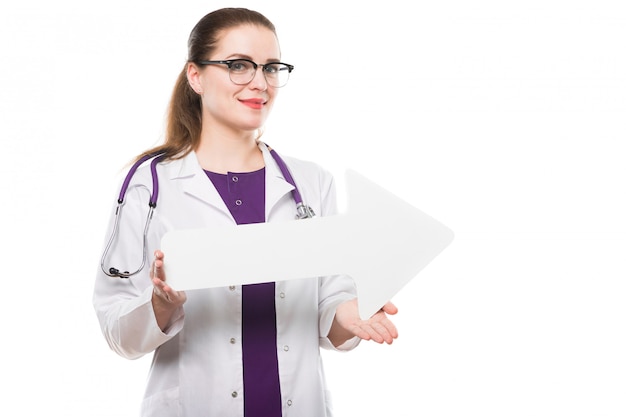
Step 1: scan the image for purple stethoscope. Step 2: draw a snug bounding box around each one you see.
[100,143,315,278]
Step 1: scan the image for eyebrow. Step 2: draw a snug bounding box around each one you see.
[225,53,282,62]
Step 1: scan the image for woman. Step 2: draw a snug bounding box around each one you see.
[94,8,398,417]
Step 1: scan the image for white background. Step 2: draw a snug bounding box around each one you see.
[1,0,625,416]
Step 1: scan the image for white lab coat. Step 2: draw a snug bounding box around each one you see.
[93,142,359,417]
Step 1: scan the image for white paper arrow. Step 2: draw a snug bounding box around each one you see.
[162,169,454,318]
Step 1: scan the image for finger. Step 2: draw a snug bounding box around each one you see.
[381,301,398,315]
[155,259,164,276]
[358,323,385,344]
[152,256,166,282]
[152,279,169,302]
[347,324,372,341]
[153,276,186,305]
[377,314,399,340]
[370,322,395,344]
[152,275,167,292]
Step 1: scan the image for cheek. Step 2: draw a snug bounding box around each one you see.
[263,99,276,114]
[201,86,234,111]
[264,91,279,111]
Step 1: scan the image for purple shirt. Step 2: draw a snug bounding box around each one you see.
[205,168,282,417]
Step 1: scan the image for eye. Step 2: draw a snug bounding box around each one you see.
[229,60,253,73]
[263,63,282,74]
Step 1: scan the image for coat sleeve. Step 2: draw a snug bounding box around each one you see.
[93,180,184,360]
[308,166,361,351]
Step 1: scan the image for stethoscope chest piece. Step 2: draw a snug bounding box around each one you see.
[296,203,315,219]
[101,144,314,279]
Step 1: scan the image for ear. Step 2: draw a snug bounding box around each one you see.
[186,62,203,95]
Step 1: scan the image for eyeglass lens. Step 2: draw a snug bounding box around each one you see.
[228,60,291,87]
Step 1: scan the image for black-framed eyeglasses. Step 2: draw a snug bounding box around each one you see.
[197,59,294,88]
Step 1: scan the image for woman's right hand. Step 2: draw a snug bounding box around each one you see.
[151,250,187,331]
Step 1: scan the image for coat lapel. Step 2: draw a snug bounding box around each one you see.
[165,152,233,220]
[163,144,295,222]
[260,143,295,220]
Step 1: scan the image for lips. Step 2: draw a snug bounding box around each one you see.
[239,98,266,110]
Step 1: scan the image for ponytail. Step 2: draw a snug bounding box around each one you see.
[135,67,202,163]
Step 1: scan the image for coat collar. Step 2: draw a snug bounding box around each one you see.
[260,141,297,215]
[163,142,295,220]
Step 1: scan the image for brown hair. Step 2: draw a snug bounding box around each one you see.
[135,8,277,163]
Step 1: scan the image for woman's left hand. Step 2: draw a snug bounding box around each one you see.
[331,299,399,345]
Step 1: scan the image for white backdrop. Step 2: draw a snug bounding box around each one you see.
[1,1,625,416]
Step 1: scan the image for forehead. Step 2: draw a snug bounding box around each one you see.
[213,24,280,60]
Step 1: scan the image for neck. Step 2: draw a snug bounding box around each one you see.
[195,129,264,174]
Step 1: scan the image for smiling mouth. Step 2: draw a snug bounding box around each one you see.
[239,99,266,109]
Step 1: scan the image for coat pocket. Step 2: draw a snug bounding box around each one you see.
[141,386,180,417]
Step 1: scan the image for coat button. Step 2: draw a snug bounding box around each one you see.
[235,199,242,206]
[229,286,236,291]
[279,292,285,298]
[287,399,293,406]
[231,391,238,398]
[230,338,236,344]
[232,176,239,182]
[283,345,289,352]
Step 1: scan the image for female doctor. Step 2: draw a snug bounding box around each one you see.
[93,7,398,417]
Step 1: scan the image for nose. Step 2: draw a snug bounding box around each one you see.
[248,66,268,91]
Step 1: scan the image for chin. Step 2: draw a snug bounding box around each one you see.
[239,118,268,132]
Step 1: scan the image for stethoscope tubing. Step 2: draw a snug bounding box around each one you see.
[101,144,314,279]
[118,152,164,206]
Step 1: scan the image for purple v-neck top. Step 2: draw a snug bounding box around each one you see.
[205,168,282,417]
